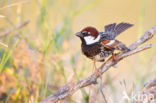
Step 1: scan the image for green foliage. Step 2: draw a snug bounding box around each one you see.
[0,40,18,74]
[0,0,155,103]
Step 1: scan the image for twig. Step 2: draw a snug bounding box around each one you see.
[0,20,30,38]
[40,25,156,103]
[0,15,5,18]
[100,89,108,103]
[136,78,156,103]
[99,77,108,103]
[0,1,30,10]
[0,42,8,48]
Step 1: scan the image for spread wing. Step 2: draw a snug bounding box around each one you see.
[100,22,133,40]
[99,22,133,51]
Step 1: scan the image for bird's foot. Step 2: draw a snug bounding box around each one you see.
[112,53,118,62]
[95,68,102,80]
[111,53,119,68]
[93,60,102,80]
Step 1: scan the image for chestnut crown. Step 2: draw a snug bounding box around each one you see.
[76,26,99,38]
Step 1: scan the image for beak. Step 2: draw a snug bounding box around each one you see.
[75,32,82,37]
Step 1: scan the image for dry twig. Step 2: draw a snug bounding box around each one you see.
[40,25,156,103]
[0,1,30,10]
[137,78,156,103]
[0,20,30,38]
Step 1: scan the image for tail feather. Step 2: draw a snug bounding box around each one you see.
[104,22,133,39]
[114,40,130,52]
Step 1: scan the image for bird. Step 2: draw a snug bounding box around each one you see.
[75,22,133,76]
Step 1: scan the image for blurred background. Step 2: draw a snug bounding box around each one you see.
[0,0,156,103]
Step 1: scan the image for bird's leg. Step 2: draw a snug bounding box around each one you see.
[112,53,118,62]
[93,60,102,79]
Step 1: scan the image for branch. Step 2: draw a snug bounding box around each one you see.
[137,78,156,103]
[0,20,30,38]
[40,25,156,103]
[0,0,30,10]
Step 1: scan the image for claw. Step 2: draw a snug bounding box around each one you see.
[93,60,102,79]
[112,53,118,62]
[112,53,119,68]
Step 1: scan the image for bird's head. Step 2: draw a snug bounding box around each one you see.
[75,26,100,45]
[76,26,99,38]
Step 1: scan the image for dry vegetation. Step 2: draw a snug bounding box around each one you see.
[0,0,156,103]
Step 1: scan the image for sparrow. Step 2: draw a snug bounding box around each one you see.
[76,22,133,76]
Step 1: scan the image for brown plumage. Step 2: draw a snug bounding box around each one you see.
[81,26,99,38]
[76,22,133,76]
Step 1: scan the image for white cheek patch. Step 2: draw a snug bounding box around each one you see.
[105,40,115,46]
[84,35,100,45]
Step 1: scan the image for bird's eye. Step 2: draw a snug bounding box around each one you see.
[88,32,91,35]
[81,31,87,34]
[81,31,91,36]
